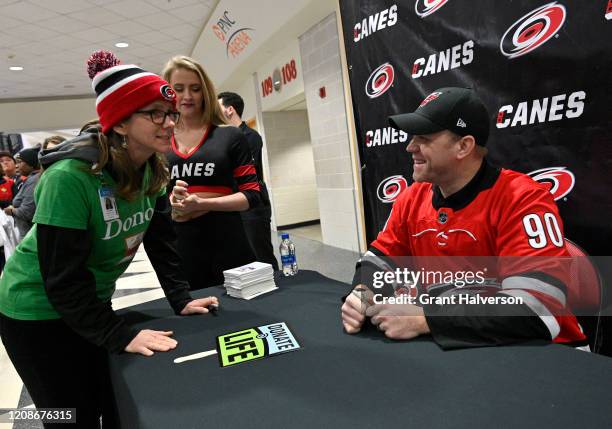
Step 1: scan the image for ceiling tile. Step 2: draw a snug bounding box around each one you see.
[137,11,184,28]
[36,15,91,33]
[155,38,189,54]
[9,41,57,56]
[67,7,120,26]
[0,2,59,23]
[0,33,24,49]
[159,23,199,39]
[45,34,91,50]
[131,30,173,45]
[100,20,153,37]
[103,0,160,19]
[169,3,210,23]
[0,0,218,101]
[29,0,92,14]
[146,0,203,11]
[0,11,25,29]
[6,23,61,42]
[72,28,119,44]
[128,44,163,58]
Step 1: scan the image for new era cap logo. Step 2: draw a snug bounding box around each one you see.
[457,118,466,128]
[419,91,442,106]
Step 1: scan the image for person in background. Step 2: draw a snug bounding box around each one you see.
[341,87,587,350]
[0,161,17,209]
[4,147,42,239]
[162,56,259,289]
[0,162,17,273]
[217,91,278,270]
[0,50,219,428]
[0,151,22,189]
[42,135,67,151]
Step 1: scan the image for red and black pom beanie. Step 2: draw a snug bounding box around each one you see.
[87,50,176,134]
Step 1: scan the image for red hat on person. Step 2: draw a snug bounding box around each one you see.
[87,50,176,134]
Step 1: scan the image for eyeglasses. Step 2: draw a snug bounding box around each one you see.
[134,109,180,125]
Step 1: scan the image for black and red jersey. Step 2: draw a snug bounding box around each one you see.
[355,160,587,348]
[165,125,258,289]
[166,125,260,206]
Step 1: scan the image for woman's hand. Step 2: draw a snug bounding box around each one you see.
[180,296,220,315]
[170,180,189,203]
[124,329,177,356]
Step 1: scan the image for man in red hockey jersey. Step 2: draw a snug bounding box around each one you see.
[341,87,587,349]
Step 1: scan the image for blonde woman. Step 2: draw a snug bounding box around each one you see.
[0,51,218,428]
[163,56,259,290]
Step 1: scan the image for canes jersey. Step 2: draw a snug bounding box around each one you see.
[167,125,260,201]
[360,160,586,347]
[166,125,259,289]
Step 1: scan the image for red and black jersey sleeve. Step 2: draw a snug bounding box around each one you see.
[370,188,413,258]
[350,189,413,293]
[229,129,260,208]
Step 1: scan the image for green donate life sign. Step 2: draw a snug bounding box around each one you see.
[216,322,300,367]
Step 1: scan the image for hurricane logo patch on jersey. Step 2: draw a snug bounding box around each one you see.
[377,175,408,203]
[160,84,176,100]
[415,0,450,18]
[528,167,575,201]
[500,2,566,59]
[365,63,395,99]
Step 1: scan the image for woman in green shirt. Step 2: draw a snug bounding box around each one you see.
[0,51,218,428]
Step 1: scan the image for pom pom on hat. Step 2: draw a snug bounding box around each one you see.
[87,50,121,79]
[86,50,176,134]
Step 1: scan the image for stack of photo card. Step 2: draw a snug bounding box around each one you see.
[223,262,277,299]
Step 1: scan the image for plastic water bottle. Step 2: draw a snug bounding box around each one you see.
[279,233,298,276]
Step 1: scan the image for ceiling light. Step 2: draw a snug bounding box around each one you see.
[9,66,23,71]
[115,42,129,48]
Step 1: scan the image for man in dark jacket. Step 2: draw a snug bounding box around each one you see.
[218,91,278,269]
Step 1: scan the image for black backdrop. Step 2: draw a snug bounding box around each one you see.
[339,0,612,258]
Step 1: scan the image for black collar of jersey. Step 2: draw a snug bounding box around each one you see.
[432,158,500,211]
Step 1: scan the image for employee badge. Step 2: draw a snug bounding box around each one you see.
[99,187,119,221]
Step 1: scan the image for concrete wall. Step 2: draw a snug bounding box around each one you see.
[299,12,360,251]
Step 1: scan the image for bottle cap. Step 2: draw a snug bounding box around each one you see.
[281,233,289,239]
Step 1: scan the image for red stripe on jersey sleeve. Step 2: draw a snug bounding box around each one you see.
[238,182,260,192]
[233,165,256,177]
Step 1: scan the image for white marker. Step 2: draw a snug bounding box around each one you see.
[174,349,217,364]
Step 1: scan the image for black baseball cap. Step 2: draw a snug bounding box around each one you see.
[389,87,490,146]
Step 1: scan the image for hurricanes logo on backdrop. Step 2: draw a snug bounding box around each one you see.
[500,2,566,59]
[353,4,398,42]
[415,0,450,18]
[160,85,175,100]
[377,175,408,203]
[496,90,585,128]
[528,167,575,201]
[365,63,395,98]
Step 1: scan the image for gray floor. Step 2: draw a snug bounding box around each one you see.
[272,229,358,284]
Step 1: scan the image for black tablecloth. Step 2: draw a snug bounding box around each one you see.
[110,270,612,429]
